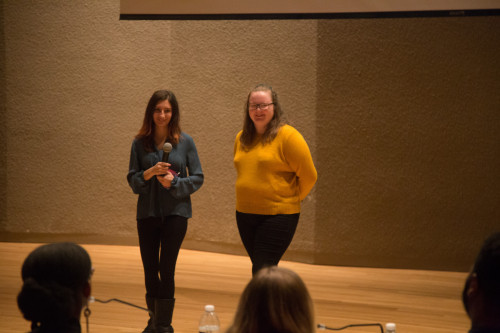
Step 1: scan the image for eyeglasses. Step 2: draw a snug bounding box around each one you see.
[249,103,274,110]
[154,108,172,114]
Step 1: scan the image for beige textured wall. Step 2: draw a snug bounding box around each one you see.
[315,17,500,270]
[1,1,499,271]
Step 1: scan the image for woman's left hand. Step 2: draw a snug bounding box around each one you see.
[157,172,174,189]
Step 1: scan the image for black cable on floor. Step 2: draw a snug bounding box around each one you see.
[90,297,148,312]
[318,323,384,333]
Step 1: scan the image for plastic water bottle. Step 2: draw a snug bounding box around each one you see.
[385,323,396,333]
[198,304,220,333]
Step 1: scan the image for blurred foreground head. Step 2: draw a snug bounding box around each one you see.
[462,232,500,331]
[17,242,92,333]
[227,266,315,333]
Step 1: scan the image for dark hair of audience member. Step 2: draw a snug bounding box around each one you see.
[471,231,500,308]
[226,266,315,333]
[17,242,92,331]
[462,231,500,333]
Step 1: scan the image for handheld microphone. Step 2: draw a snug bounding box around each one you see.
[162,142,172,163]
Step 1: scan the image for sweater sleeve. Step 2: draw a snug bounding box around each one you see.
[282,127,318,200]
[168,136,204,199]
[127,140,152,195]
[234,131,242,154]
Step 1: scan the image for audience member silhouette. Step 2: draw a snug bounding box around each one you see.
[462,232,500,333]
[226,266,315,333]
[17,242,93,333]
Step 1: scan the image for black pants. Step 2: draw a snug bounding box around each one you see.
[236,211,300,275]
[137,215,187,299]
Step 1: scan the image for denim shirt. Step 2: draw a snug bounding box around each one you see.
[127,133,204,219]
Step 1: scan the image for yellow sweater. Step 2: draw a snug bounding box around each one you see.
[234,125,317,215]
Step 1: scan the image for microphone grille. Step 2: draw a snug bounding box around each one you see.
[163,142,172,153]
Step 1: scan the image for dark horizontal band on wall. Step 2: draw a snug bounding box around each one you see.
[0,232,139,246]
[120,9,500,21]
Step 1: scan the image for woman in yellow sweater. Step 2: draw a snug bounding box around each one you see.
[234,84,317,275]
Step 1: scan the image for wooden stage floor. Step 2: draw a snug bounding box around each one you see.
[0,242,470,333]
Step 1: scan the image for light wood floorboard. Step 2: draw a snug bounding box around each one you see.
[0,242,470,333]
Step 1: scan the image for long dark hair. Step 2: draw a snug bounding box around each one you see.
[17,242,92,330]
[239,84,286,150]
[136,90,182,151]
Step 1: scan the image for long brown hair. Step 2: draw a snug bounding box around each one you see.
[135,90,182,151]
[239,84,286,150]
[226,266,315,333]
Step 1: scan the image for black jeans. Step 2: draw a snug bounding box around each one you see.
[236,211,300,275]
[137,215,187,299]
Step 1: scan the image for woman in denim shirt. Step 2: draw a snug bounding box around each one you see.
[127,90,203,333]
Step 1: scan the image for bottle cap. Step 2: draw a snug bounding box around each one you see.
[385,323,396,331]
[205,304,215,312]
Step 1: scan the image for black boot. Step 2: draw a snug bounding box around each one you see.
[154,298,175,333]
[142,294,156,333]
